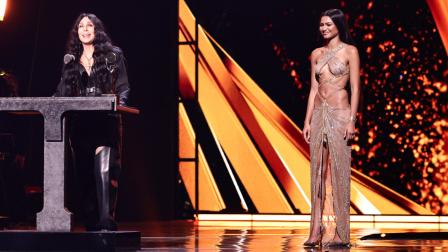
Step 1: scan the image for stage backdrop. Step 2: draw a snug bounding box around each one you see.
[178,0,448,215]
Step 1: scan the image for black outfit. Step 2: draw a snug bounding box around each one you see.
[55,47,130,105]
[0,114,27,219]
[54,46,130,231]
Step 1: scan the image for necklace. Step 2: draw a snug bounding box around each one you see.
[81,54,94,70]
[325,43,344,53]
[80,54,94,75]
[82,54,93,61]
[317,43,344,64]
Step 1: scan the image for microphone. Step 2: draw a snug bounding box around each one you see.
[63,54,75,64]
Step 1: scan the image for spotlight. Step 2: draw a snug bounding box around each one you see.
[0,0,6,21]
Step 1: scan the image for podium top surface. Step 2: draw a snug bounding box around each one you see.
[0,96,117,112]
[0,96,118,141]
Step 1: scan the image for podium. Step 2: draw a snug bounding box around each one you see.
[0,96,140,250]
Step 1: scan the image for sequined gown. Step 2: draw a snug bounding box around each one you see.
[308,46,351,245]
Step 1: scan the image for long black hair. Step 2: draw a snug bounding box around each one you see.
[318,9,355,46]
[0,71,18,97]
[62,13,115,95]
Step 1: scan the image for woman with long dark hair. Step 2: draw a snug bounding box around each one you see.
[302,9,360,247]
[55,13,130,231]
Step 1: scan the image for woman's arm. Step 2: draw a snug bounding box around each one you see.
[348,46,360,123]
[113,48,131,106]
[302,49,320,143]
[344,45,360,140]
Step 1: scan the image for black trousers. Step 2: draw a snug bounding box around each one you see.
[66,112,122,224]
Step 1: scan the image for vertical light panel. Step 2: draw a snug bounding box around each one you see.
[0,0,6,21]
[179,0,294,213]
[242,94,311,212]
[179,103,226,211]
[427,0,448,54]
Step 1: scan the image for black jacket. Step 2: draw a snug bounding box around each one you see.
[54,46,130,106]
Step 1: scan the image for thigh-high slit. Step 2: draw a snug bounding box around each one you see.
[306,101,351,245]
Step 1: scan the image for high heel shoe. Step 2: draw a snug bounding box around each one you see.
[304,230,323,247]
[303,240,319,247]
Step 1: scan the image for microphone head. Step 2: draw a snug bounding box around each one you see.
[63,54,75,64]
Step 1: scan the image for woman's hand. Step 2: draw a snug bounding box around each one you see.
[303,123,311,144]
[344,122,356,140]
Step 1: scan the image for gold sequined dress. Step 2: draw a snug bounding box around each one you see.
[308,45,352,245]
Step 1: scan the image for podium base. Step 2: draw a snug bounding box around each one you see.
[0,230,140,251]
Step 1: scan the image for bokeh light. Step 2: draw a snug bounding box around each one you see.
[345,0,447,214]
[267,0,448,214]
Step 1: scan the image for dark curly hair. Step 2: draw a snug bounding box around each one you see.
[0,70,18,97]
[62,13,115,95]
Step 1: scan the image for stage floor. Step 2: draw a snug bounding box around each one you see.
[118,221,448,251]
[3,220,448,250]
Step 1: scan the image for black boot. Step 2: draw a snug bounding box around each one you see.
[92,146,118,231]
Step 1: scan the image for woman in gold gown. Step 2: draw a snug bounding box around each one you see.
[302,9,360,247]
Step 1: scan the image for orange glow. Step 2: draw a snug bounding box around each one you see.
[427,0,448,54]
[197,214,446,229]
[179,0,436,216]
[179,0,293,213]
[0,0,6,21]
[343,0,447,214]
[364,33,374,40]
[178,104,226,212]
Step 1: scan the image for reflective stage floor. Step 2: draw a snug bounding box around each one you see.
[118,221,448,251]
[3,220,448,251]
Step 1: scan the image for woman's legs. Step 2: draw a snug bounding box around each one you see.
[306,138,344,246]
[305,140,329,245]
[321,158,343,244]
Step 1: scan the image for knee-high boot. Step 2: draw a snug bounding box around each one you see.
[109,147,121,219]
[93,146,118,231]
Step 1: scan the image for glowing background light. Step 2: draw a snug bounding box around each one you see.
[267,0,447,214]
[0,0,6,21]
[179,0,434,216]
[343,0,447,214]
[179,0,447,216]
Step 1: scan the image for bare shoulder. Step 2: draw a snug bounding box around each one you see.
[310,47,324,62]
[344,44,359,56]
